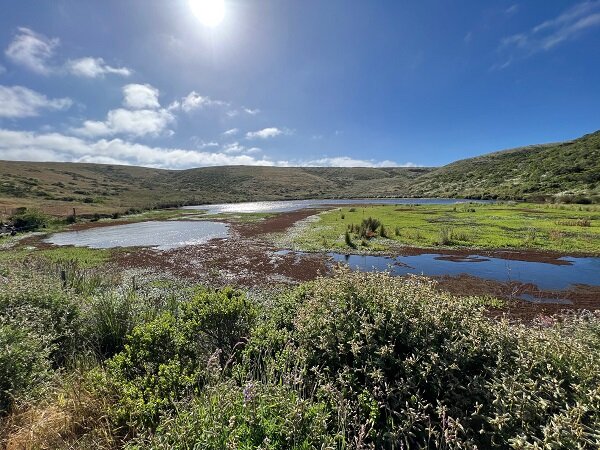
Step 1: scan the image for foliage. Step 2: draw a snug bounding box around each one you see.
[1,263,599,448]
[128,382,333,449]
[106,287,256,428]
[0,272,81,368]
[245,270,600,448]
[0,325,51,413]
[296,202,600,253]
[9,208,49,231]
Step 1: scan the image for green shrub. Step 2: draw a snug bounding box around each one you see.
[354,217,383,239]
[9,208,49,231]
[0,324,51,413]
[344,230,356,249]
[437,225,453,245]
[129,382,333,449]
[0,275,81,367]
[106,287,256,428]
[244,271,600,448]
[83,290,144,358]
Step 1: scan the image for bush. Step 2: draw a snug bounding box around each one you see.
[83,290,145,359]
[245,271,600,448]
[0,325,51,414]
[0,275,81,367]
[354,217,382,239]
[437,226,453,245]
[344,230,356,249]
[106,287,256,428]
[9,208,49,231]
[130,382,333,449]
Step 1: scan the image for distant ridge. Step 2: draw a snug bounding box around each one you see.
[1,130,599,214]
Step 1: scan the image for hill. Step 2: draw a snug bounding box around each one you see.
[1,130,599,215]
[406,130,600,202]
[0,162,431,215]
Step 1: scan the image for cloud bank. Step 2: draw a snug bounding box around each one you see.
[0,128,410,169]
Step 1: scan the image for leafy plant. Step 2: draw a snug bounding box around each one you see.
[106,287,256,428]
[9,208,49,231]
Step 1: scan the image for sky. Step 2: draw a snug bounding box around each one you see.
[0,0,599,169]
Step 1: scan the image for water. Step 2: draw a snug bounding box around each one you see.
[327,252,600,291]
[184,198,488,214]
[44,221,229,250]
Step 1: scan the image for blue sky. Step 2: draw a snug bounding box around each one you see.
[0,0,599,169]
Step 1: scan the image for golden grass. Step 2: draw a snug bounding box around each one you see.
[1,372,118,450]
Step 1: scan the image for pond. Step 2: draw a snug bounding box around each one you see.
[44,221,229,250]
[327,252,600,292]
[184,198,489,214]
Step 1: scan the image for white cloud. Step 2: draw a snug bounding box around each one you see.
[223,128,239,136]
[72,83,172,137]
[5,27,132,78]
[0,128,277,169]
[73,108,174,138]
[222,142,262,155]
[0,85,72,118]
[5,27,58,75]
[246,127,285,139]
[0,128,403,169]
[227,107,260,117]
[190,137,219,148]
[179,91,227,112]
[66,57,131,78]
[496,1,600,68]
[301,157,412,168]
[122,84,160,109]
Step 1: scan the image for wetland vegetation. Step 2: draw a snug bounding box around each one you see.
[291,202,600,254]
[1,258,599,449]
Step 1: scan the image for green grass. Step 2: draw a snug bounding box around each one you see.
[292,202,600,253]
[0,241,112,268]
[37,247,113,268]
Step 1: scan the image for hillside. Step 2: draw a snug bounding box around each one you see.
[406,130,600,201]
[0,162,431,215]
[1,130,599,215]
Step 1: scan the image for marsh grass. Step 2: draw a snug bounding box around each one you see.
[293,202,600,253]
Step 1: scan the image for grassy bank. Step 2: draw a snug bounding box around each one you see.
[0,257,599,449]
[290,202,600,254]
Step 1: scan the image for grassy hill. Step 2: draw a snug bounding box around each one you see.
[0,162,431,215]
[1,130,599,215]
[406,130,600,202]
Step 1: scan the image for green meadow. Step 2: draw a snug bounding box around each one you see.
[291,202,600,253]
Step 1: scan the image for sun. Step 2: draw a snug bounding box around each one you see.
[189,0,225,27]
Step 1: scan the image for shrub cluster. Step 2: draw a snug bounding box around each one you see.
[1,262,599,448]
[8,208,49,231]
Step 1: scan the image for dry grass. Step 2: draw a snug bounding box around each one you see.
[1,371,118,450]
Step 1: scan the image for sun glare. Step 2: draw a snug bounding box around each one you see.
[189,0,225,27]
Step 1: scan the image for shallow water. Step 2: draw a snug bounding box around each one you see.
[328,252,600,292]
[45,221,229,250]
[184,198,488,214]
